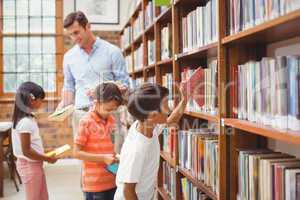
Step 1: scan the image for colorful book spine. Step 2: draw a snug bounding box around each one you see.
[163,161,176,199]
[162,127,176,158]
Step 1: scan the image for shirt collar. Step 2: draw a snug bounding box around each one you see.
[78,37,101,53]
[89,109,115,126]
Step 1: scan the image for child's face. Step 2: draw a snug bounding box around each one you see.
[30,98,43,110]
[95,100,120,119]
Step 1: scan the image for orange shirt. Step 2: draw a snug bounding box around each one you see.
[75,110,116,192]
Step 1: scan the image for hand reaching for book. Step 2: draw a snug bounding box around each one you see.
[45,155,58,164]
[103,154,119,165]
[179,83,188,102]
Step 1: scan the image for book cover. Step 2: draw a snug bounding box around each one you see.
[48,104,75,122]
[46,144,71,157]
[106,163,119,175]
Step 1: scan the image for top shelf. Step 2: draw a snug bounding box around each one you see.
[222,10,300,45]
[156,7,172,24]
[224,118,300,145]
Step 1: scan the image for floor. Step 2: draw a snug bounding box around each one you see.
[2,159,84,200]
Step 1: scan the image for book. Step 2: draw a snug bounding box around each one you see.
[48,104,75,122]
[46,144,71,157]
[106,163,119,175]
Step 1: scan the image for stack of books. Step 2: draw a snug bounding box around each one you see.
[148,39,155,65]
[181,0,218,53]
[178,128,219,194]
[229,0,300,34]
[144,1,155,29]
[232,56,300,131]
[163,161,176,199]
[133,44,144,71]
[238,149,300,200]
[162,73,173,109]
[133,10,143,39]
[181,178,213,200]
[182,59,218,115]
[162,127,176,159]
[121,26,132,49]
[161,23,172,60]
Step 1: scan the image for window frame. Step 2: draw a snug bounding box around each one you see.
[0,0,64,100]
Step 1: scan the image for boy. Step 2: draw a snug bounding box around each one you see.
[73,82,123,200]
[114,83,188,200]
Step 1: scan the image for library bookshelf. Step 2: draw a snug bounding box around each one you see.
[120,0,300,200]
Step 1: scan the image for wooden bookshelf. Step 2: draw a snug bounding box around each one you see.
[184,111,219,123]
[178,167,218,200]
[224,118,300,145]
[121,0,300,199]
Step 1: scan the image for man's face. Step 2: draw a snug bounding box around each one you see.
[66,21,89,48]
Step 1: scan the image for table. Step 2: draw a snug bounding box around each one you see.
[0,122,12,197]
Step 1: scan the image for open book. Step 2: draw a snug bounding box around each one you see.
[48,104,75,122]
[46,144,71,157]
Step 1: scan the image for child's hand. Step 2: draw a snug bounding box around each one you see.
[103,155,118,165]
[46,155,58,164]
[179,83,188,102]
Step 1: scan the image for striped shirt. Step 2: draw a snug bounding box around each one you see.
[75,110,116,192]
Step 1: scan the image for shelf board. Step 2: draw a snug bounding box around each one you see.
[156,7,172,24]
[132,33,143,46]
[224,118,300,145]
[144,23,155,35]
[157,187,171,200]
[178,167,218,200]
[160,151,176,168]
[222,10,300,45]
[132,1,142,18]
[122,45,132,55]
[184,111,219,123]
[157,58,173,66]
[133,68,144,74]
[174,0,208,6]
[145,64,156,71]
[176,42,218,61]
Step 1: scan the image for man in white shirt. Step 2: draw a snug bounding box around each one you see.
[114,83,188,200]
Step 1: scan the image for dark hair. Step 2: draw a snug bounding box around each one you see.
[12,82,45,128]
[64,11,89,29]
[94,82,123,105]
[127,83,169,122]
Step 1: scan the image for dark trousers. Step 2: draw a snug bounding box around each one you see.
[84,187,116,200]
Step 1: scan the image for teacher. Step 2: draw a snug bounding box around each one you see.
[56,11,129,138]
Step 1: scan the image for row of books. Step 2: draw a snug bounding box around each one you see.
[178,128,219,194]
[181,0,218,53]
[182,59,218,115]
[133,10,143,40]
[232,56,300,131]
[163,161,176,200]
[181,178,213,200]
[147,76,155,84]
[161,23,172,60]
[129,77,144,90]
[133,44,144,71]
[121,26,132,49]
[229,0,300,35]
[162,73,174,109]
[238,149,300,200]
[148,39,155,65]
[144,1,155,29]
[162,127,176,159]
[125,54,133,73]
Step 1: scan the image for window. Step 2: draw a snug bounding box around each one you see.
[1,0,63,97]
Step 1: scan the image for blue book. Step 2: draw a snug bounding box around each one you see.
[106,163,119,175]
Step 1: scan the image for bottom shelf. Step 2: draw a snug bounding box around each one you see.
[178,167,218,200]
[157,187,172,200]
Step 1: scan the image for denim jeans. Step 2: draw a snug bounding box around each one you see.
[84,188,116,200]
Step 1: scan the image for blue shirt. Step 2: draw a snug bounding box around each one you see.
[63,37,129,109]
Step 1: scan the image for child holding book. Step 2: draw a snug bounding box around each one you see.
[11,82,58,200]
[114,83,188,200]
[73,82,124,200]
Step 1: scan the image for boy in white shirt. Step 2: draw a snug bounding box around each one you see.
[114,83,188,200]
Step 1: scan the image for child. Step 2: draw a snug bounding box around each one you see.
[73,82,124,200]
[11,82,58,200]
[114,83,188,200]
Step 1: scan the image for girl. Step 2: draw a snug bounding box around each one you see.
[11,82,57,200]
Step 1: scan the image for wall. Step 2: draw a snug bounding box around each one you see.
[63,0,138,31]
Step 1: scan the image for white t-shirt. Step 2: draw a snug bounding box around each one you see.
[12,117,44,162]
[114,121,164,200]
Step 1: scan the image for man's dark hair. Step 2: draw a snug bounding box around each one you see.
[127,83,169,122]
[94,82,123,105]
[64,11,89,28]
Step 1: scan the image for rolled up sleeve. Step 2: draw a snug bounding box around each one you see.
[63,57,75,92]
